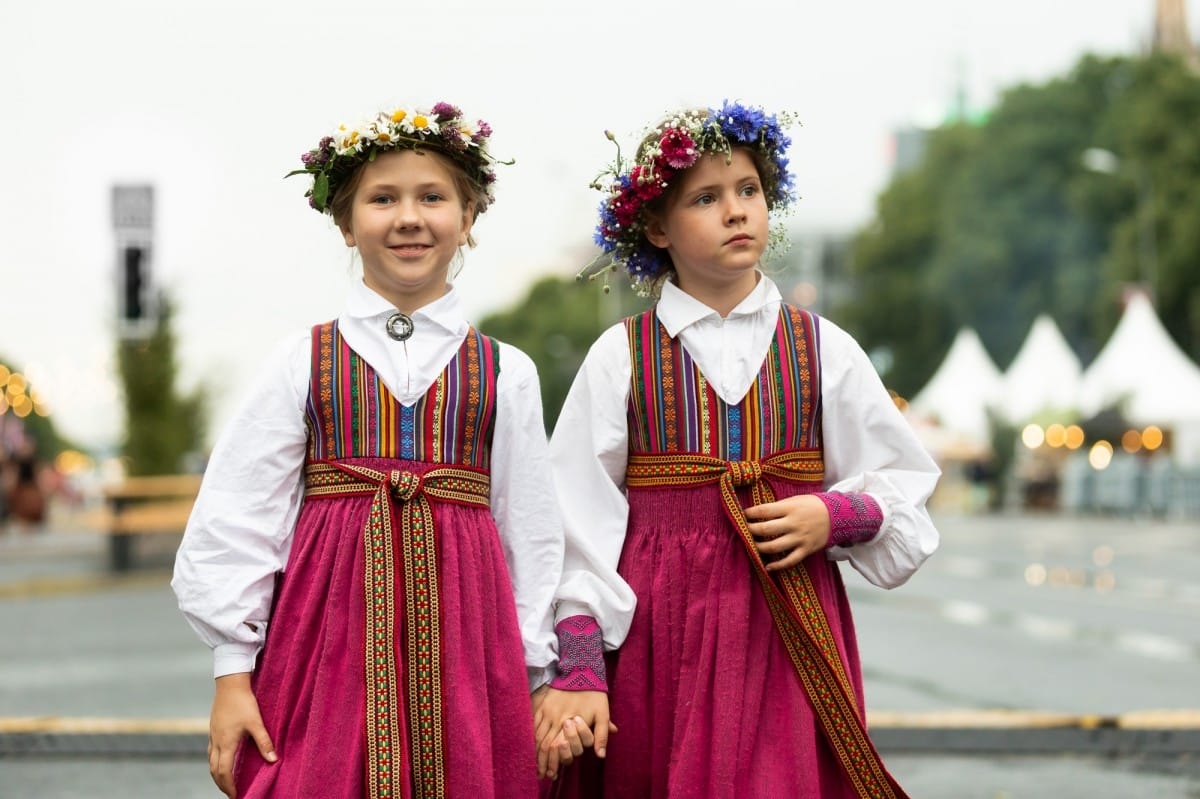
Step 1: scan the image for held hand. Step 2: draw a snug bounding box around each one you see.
[532,687,616,780]
[744,494,831,571]
[209,673,277,799]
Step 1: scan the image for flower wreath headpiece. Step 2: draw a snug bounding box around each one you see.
[286,101,511,215]
[583,100,799,296]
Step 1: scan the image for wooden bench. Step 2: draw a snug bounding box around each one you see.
[100,474,203,571]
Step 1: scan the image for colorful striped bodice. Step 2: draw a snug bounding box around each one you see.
[625,304,823,460]
[304,320,500,468]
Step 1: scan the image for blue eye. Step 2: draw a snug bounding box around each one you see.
[371,195,393,205]
[694,194,715,206]
[422,193,445,203]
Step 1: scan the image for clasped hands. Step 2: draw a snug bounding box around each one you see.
[531,686,616,780]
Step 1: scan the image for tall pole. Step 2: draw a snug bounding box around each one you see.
[1153,0,1199,69]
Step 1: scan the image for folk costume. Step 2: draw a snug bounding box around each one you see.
[546,276,940,799]
[174,282,562,798]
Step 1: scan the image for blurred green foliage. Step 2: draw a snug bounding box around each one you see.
[839,53,1200,398]
[478,274,650,432]
[117,298,208,476]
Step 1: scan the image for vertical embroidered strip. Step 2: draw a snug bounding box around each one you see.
[304,461,492,799]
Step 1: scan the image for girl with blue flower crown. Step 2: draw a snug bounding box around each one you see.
[535,101,941,798]
[172,101,579,798]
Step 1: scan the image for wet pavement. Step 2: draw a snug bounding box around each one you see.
[1,511,1198,798]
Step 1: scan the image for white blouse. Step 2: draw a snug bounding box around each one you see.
[172,281,563,686]
[549,275,941,650]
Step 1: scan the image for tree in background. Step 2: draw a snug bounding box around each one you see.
[117,297,208,476]
[478,274,650,431]
[838,53,1200,398]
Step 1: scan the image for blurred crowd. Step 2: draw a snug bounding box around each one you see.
[0,440,50,533]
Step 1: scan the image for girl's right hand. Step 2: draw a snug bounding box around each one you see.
[209,673,277,798]
[532,687,616,779]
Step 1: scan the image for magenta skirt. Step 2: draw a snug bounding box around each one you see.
[237,457,538,798]
[546,483,867,799]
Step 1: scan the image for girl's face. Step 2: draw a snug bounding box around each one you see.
[340,149,474,312]
[645,148,769,307]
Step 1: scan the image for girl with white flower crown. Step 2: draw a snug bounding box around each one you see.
[534,101,941,798]
[173,101,580,799]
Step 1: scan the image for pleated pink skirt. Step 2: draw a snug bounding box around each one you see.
[237,457,538,798]
[547,483,865,799]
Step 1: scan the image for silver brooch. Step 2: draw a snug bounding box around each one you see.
[385,312,414,342]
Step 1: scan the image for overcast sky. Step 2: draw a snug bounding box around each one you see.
[1,0,1184,450]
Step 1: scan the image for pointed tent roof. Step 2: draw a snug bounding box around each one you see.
[910,327,1003,444]
[997,314,1083,424]
[1078,291,1200,424]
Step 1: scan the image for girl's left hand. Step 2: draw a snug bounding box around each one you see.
[744,494,831,571]
[531,686,615,780]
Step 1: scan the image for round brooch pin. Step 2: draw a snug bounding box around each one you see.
[385,312,414,342]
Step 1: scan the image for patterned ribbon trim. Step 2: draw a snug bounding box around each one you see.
[626,450,905,799]
[305,461,491,799]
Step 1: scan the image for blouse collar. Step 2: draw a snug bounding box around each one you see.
[657,273,782,338]
[345,279,469,337]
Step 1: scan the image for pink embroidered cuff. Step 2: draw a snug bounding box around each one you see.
[816,491,883,548]
[550,615,608,692]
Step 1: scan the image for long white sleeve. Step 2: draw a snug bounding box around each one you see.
[548,324,639,650]
[818,318,941,588]
[171,333,310,678]
[490,343,564,684]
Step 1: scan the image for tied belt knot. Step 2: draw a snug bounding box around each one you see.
[388,469,422,503]
[303,461,491,511]
[727,459,763,487]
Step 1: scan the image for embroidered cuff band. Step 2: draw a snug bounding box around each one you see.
[550,615,608,692]
[816,491,884,548]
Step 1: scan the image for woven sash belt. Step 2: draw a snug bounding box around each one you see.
[305,461,491,799]
[626,450,906,799]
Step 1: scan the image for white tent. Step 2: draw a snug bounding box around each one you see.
[1078,291,1200,464]
[996,314,1083,424]
[909,327,1002,451]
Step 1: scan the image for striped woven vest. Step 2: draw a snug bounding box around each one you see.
[626,304,823,460]
[304,320,500,468]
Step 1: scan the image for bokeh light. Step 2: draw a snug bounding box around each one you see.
[1088,440,1113,470]
[1142,426,1164,451]
[1022,423,1045,449]
[1121,429,1142,453]
[1064,425,1085,449]
[1045,423,1067,448]
[1024,563,1047,586]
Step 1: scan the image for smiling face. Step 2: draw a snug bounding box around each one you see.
[644,148,769,312]
[338,148,474,312]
